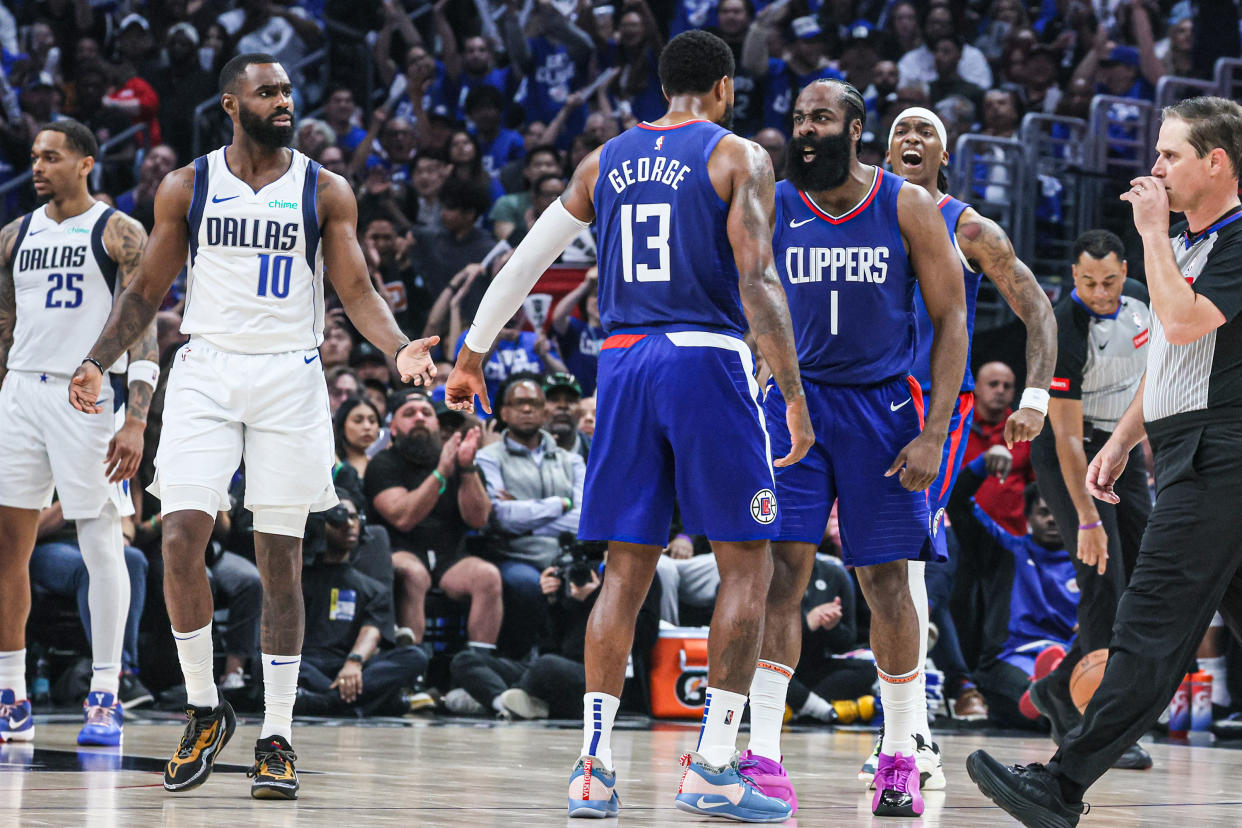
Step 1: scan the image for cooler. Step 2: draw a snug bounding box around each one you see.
[649,626,710,720]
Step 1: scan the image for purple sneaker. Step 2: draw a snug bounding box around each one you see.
[872,752,923,817]
[738,749,798,814]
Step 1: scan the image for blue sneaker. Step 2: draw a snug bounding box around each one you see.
[0,689,34,743]
[567,755,620,818]
[77,691,124,746]
[675,751,793,823]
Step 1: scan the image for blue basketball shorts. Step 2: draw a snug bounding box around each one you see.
[764,374,945,567]
[578,330,778,546]
[927,391,975,555]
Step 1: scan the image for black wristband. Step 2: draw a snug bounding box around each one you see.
[347,652,364,664]
[393,341,410,362]
[82,357,104,375]
[459,464,479,474]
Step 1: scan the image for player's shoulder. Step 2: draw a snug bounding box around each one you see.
[155,164,198,210]
[101,207,147,259]
[0,214,25,264]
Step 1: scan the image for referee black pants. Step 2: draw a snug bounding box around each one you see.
[1031,425,1151,689]
[1049,421,1242,789]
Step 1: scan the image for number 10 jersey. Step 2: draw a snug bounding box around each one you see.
[181,147,325,354]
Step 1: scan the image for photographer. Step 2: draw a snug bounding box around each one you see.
[297,493,428,717]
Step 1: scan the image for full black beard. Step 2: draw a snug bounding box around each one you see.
[785,128,853,192]
[239,102,295,149]
[394,429,442,468]
[716,103,735,131]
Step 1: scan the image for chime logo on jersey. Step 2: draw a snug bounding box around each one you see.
[750,489,777,524]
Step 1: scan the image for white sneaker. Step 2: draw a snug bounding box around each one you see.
[219,669,245,691]
[914,733,946,790]
[443,688,486,715]
[499,687,550,719]
[860,730,881,788]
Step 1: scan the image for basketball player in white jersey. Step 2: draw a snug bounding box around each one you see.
[0,120,156,747]
[68,53,439,800]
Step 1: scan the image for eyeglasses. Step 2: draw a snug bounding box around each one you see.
[507,399,546,409]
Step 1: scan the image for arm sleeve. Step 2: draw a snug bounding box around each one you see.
[1050,302,1087,400]
[1191,230,1242,322]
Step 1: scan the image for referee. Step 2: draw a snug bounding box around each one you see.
[1027,230,1153,770]
[969,96,1242,826]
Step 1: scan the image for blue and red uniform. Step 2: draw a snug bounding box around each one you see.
[579,119,777,545]
[910,194,981,539]
[766,170,945,566]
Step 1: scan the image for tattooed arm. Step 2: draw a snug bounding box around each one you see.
[957,207,1057,445]
[69,167,192,414]
[0,217,22,388]
[721,135,813,468]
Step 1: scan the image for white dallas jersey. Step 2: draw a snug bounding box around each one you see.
[181,147,325,353]
[8,200,126,376]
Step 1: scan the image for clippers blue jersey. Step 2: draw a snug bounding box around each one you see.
[593,120,744,336]
[910,195,981,392]
[772,170,914,385]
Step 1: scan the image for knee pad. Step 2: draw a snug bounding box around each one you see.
[160,484,223,518]
[251,504,310,537]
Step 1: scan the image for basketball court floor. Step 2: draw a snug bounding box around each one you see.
[4,714,1240,826]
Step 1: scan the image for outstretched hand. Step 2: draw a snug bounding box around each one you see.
[396,336,440,386]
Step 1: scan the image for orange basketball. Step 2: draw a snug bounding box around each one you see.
[1069,649,1109,713]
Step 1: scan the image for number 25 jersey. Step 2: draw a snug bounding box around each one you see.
[772,170,915,385]
[593,120,745,336]
[181,147,325,354]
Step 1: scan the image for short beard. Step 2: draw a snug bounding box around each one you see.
[785,128,854,192]
[239,102,294,149]
[715,103,735,131]
[508,421,543,442]
[394,429,442,467]
[547,416,575,439]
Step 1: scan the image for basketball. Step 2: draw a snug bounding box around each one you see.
[1070,649,1110,713]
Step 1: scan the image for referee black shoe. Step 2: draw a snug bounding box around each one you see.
[966,751,1087,828]
[1112,743,1152,770]
[249,736,300,800]
[1027,674,1082,747]
[164,699,236,792]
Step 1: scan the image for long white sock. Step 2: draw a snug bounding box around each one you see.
[581,692,620,768]
[907,560,932,743]
[799,691,834,722]
[1200,656,1232,707]
[77,505,128,697]
[0,649,26,700]
[697,687,747,766]
[747,660,793,761]
[260,653,300,742]
[879,667,922,757]
[173,622,218,708]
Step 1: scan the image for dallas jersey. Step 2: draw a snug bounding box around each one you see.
[182,147,325,353]
[910,195,981,392]
[7,201,126,376]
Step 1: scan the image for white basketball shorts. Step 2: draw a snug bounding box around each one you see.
[0,370,135,519]
[151,341,337,515]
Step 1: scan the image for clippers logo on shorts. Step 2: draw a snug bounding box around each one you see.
[329,588,356,622]
[750,489,777,524]
[1066,578,1080,594]
[677,674,708,707]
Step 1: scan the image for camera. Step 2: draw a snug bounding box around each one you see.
[554,531,606,587]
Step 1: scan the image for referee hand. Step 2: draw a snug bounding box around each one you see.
[1120,176,1170,237]
[1086,438,1129,505]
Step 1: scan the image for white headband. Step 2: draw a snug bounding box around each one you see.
[888,107,948,151]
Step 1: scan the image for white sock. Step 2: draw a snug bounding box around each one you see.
[468,641,496,650]
[907,560,932,743]
[0,649,26,700]
[747,660,793,761]
[582,692,620,768]
[260,653,300,742]
[879,667,922,757]
[798,691,834,722]
[1201,656,1232,707]
[173,623,218,708]
[697,686,747,766]
[77,506,128,697]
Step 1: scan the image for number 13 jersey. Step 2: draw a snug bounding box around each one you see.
[593,120,745,336]
[181,147,325,353]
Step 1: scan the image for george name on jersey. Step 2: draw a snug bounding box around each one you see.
[205,216,298,251]
[784,246,889,285]
[606,156,691,194]
[18,244,87,272]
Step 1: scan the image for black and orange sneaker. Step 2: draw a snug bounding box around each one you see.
[164,700,236,792]
[248,736,299,800]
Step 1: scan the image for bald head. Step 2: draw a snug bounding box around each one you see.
[975,361,1016,423]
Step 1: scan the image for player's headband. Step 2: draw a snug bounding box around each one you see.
[888,107,948,152]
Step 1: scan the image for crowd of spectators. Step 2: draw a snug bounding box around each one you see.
[9,0,1242,729]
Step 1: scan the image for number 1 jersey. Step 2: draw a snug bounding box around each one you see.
[182,147,325,354]
[593,120,745,336]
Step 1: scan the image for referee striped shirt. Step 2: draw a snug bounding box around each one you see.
[1144,206,1242,435]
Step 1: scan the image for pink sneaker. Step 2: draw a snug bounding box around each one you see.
[872,752,923,817]
[738,749,798,814]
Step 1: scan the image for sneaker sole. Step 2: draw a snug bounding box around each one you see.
[567,798,618,818]
[674,795,790,823]
[252,782,299,800]
[77,731,123,747]
[966,752,1077,828]
[163,707,236,793]
[873,800,924,817]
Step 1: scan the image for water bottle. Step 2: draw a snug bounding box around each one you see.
[1168,673,1192,738]
[1191,670,1213,732]
[31,657,51,705]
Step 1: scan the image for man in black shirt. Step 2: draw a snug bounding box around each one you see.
[297,494,427,716]
[364,390,501,653]
[970,96,1242,826]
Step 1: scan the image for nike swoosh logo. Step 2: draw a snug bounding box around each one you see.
[270,659,299,666]
[7,713,30,728]
[890,398,912,412]
[696,798,729,809]
[789,218,815,228]
[211,194,239,203]
[28,228,45,236]
[304,353,320,364]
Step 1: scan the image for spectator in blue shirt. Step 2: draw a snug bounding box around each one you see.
[443,34,515,122]
[322,82,368,152]
[551,267,604,398]
[506,0,594,145]
[466,85,525,179]
[743,11,844,133]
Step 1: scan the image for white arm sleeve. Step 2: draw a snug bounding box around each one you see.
[464,198,591,354]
